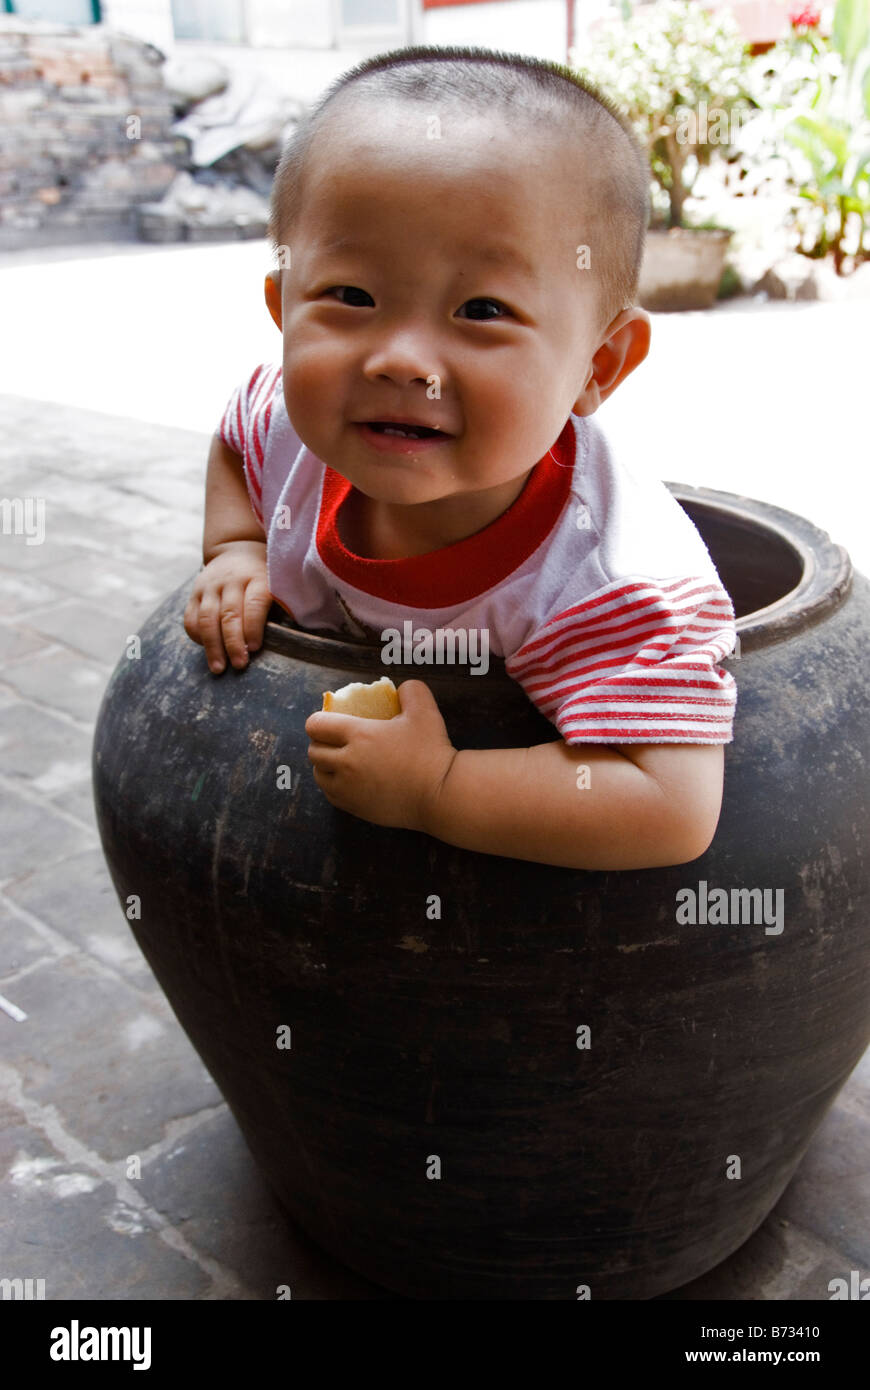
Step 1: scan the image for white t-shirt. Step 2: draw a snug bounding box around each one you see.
[219,362,738,745]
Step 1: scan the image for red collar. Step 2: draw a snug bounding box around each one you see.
[316,417,575,606]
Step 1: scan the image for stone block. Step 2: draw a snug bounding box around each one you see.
[0,700,92,796]
[0,88,46,119]
[0,896,58,983]
[0,1100,211,1299]
[27,599,148,666]
[115,472,205,515]
[774,1100,870,1271]
[0,569,62,618]
[5,846,156,993]
[1,952,223,1162]
[2,647,110,724]
[36,551,166,609]
[0,784,95,880]
[662,1205,860,1300]
[0,623,52,665]
[139,1109,392,1299]
[0,536,98,572]
[0,23,181,248]
[48,779,100,835]
[753,253,816,301]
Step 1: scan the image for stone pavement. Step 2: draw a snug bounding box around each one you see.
[0,394,389,1298]
[0,247,868,1298]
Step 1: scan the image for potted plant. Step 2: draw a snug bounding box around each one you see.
[751,0,870,274]
[571,0,757,309]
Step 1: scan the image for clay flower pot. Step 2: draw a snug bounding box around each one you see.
[639,227,733,311]
[92,484,870,1299]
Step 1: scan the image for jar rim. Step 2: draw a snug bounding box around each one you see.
[263,483,853,671]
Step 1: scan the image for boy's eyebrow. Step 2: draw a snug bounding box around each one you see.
[463,243,538,279]
[317,235,538,280]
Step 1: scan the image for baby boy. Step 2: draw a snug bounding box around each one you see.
[184,45,738,871]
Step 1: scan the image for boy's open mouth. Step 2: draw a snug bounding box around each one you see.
[362,421,446,439]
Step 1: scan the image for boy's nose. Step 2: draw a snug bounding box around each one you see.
[362,328,439,387]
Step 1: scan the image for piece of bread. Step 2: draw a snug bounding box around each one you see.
[322,675,400,719]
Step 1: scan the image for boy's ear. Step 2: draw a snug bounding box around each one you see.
[572,308,651,417]
[264,271,283,331]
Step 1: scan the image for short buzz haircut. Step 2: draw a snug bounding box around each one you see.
[267,44,651,333]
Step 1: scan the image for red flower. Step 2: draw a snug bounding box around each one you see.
[788,4,821,26]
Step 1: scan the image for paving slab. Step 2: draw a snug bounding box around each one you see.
[48,779,100,834]
[36,552,170,607]
[0,623,53,665]
[0,392,212,481]
[139,1108,394,1300]
[3,648,112,724]
[2,953,223,1162]
[113,473,206,515]
[0,569,64,617]
[15,472,129,523]
[0,537,97,573]
[0,1099,212,1301]
[0,783,96,880]
[0,700,92,794]
[4,847,156,993]
[774,1104,870,1272]
[26,598,148,666]
[664,1206,858,1301]
[133,510,204,548]
[0,897,59,984]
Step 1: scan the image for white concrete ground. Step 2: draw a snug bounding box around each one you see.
[1,237,867,573]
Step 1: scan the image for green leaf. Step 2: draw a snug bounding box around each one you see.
[845,144,870,180]
[789,113,850,166]
[832,0,870,71]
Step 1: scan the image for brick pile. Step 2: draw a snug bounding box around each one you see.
[0,17,182,249]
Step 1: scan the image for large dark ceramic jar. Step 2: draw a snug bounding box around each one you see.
[92,485,870,1299]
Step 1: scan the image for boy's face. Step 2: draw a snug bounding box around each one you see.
[266,99,648,532]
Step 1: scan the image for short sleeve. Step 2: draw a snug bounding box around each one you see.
[506,574,738,745]
[216,363,280,529]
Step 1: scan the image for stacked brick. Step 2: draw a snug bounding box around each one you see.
[0,18,182,249]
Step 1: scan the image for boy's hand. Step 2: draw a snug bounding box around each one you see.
[304,679,457,831]
[184,541,274,674]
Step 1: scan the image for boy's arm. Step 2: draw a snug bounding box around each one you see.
[203,433,266,561]
[184,434,273,672]
[421,739,724,870]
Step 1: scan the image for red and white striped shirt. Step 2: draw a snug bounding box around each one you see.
[218,362,737,745]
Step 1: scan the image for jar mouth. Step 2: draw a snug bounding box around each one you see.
[670,485,851,651]
[264,484,852,671]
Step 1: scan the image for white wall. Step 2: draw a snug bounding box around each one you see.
[100,0,176,50]
[161,41,364,101]
[246,0,332,48]
[422,1,572,64]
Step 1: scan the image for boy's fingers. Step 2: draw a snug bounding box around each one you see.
[197,598,226,672]
[182,598,201,644]
[243,578,273,651]
[219,585,249,667]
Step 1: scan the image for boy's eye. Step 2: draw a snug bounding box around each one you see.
[324,286,374,306]
[457,298,510,321]
[321,287,510,320]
